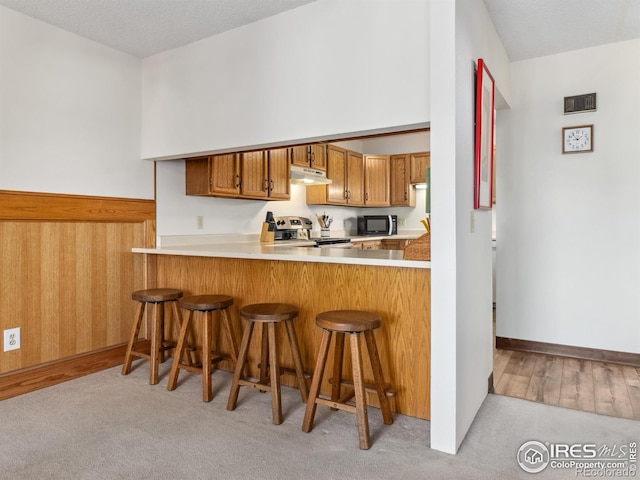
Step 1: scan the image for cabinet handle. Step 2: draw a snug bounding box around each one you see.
[264,178,269,191]
[310,151,315,165]
[404,191,407,200]
[365,192,369,201]
[235,174,241,189]
[269,179,274,191]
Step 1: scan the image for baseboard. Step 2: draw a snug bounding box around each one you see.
[496,337,640,367]
[0,342,145,401]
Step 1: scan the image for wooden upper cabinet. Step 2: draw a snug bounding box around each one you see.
[290,146,309,168]
[185,150,289,201]
[185,157,211,196]
[309,144,327,171]
[364,155,390,206]
[326,145,347,204]
[346,151,364,206]
[267,148,290,200]
[290,144,327,171]
[410,152,430,184]
[306,145,364,206]
[186,154,239,197]
[211,154,241,196]
[390,154,415,207]
[240,151,268,198]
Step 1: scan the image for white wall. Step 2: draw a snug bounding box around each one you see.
[155,132,429,239]
[0,7,151,199]
[429,0,510,454]
[146,0,431,239]
[497,39,640,354]
[141,0,429,160]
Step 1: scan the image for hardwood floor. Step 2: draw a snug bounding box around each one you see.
[493,348,640,421]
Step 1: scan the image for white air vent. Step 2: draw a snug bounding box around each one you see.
[564,93,596,114]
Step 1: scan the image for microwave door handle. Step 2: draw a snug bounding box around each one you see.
[388,215,392,235]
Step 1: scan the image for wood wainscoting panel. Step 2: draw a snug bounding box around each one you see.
[0,221,146,373]
[0,190,155,222]
[0,191,153,395]
[154,255,431,420]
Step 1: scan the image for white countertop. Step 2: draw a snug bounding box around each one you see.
[132,234,430,269]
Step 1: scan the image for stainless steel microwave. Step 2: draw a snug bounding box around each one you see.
[357,215,397,236]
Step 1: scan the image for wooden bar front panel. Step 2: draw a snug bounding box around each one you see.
[154,255,431,420]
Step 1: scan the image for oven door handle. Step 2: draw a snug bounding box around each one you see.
[387,215,393,235]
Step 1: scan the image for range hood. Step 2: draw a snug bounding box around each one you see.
[289,165,332,185]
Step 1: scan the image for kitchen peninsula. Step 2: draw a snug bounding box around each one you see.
[133,238,431,420]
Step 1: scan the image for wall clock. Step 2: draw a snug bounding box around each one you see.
[562,125,593,153]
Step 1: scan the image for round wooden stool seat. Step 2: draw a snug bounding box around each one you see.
[122,288,187,385]
[227,303,308,425]
[302,309,393,450]
[168,294,238,402]
[132,288,183,303]
[180,294,234,311]
[239,303,299,322]
[315,310,381,332]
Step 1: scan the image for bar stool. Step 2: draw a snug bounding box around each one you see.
[167,294,239,402]
[122,288,191,385]
[302,310,394,449]
[226,303,308,425]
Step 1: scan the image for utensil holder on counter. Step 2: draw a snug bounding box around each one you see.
[260,222,274,243]
[320,228,330,238]
[403,233,430,261]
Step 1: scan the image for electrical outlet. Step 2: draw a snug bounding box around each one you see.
[196,216,204,229]
[398,218,406,227]
[4,327,20,352]
[470,211,475,233]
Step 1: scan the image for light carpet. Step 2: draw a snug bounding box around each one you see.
[0,362,636,479]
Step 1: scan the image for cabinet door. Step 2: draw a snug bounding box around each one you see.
[267,148,290,200]
[361,240,381,250]
[410,152,430,184]
[390,154,415,206]
[211,154,240,196]
[381,239,407,250]
[309,144,327,171]
[326,145,347,204]
[364,155,390,206]
[240,151,268,198]
[346,151,364,206]
[290,146,309,168]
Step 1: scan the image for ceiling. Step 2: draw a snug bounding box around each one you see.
[484,0,640,61]
[0,0,318,58]
[0,0,639,60]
